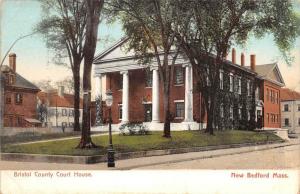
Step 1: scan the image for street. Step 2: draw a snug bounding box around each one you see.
[1,142,299,170]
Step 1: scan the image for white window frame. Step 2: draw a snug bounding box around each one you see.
[229,105,233,120]
[219,70,224,90]
[220,104,224,118]
[229,73,233,92]
[247,80,251,96]
[118,104,122,120]
[238,77,242,95]
[175,101,185,118]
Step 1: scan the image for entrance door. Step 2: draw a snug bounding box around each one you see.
[144,104,152,122]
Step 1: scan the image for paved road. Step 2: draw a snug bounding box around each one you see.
[1,142,299,170]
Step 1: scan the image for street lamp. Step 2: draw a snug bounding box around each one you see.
[105,89,115,167]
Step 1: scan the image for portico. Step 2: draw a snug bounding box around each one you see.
[92,38,203,131]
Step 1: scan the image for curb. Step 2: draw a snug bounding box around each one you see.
[1,140,292,165]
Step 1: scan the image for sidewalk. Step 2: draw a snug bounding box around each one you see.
[114,139,300,170]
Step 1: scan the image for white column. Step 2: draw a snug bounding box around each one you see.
[152,68,160,123]
[121,71,129,123]
[184,64,194,122]
[95,75,102,99]
[95,74,103,126]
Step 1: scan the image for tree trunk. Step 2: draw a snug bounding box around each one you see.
[73,64,81,131]
[163,83,171,138]
[76,0,103,149]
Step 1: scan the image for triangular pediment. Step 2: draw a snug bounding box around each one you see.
[266,64,285,85]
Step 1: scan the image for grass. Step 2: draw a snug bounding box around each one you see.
[1,130,282,156]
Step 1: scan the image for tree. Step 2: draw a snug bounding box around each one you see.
[34,79,55,92]
[35,0,87,132]
[107,0,181,138]
[173,0,300,134]
[77,0,104,148]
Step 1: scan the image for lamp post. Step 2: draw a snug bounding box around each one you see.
[105,89,115,167]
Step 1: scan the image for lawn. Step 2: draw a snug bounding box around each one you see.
[1,130,282,156]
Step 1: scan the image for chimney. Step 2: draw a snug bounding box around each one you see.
[250,54,256,71]
[58,86,64,97]
[9,53,16,72]
[232,48,236,64]
[241,53,245,67]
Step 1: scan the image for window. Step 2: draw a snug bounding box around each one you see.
[284,118,289,126]
[206,67,211,86]
[238,78,241,94]
[229,106,233,120]
[267,89,269,101]
[175,102,184,118]
[5,95,11,104]
[247,80,251,96]
[69,109,74,116]
[255,87,260,100]
[247,110,250,121]
[174,66,184,85]
[298,105,300,111]
[117,74,123,90]
[16,116,22,127]
[69,122,74,127]
[15,93,23,104]
[220,104,224,118]
[62,109,67,116]
[275,115,278,123]
[238,107,242,120]
[267,113,269,123]
[269,90,272,102]
[229,73,234,92]
[284,104,289,112]
[145,71,153,87]
[219,70,224,90]
[275,92,278,104]
[118,104,122,120]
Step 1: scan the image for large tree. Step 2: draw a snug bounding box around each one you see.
[173,0,300,134]
[36,0,87,132]
[108,0,181,138]
[36,0,104,148]
[78,0,104,148]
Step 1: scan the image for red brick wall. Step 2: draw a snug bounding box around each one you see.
[105,68,205,124]
[4,88,38,127]
[262,80,281,128]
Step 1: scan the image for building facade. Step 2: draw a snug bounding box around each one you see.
[93,39,284,131]
[1,53,41,127]
[281,88,300,133]
[37,86,83,128]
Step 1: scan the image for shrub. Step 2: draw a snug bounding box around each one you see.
[119,123,150,136]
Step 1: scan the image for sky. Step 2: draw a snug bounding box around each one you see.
[0,0,300,92]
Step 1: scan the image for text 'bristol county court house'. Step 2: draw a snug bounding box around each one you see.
[92,38,285,131]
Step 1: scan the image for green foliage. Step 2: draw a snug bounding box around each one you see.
[119,122,150,136]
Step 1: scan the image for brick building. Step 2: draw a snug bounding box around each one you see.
[1,53,41,127]
[93,39,284,131]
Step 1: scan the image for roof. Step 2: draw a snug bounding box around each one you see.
[281,88,300,101]
[37,91,83,108]
[1,65,40,91]
[246,63,285,86]
[24,118,42,124]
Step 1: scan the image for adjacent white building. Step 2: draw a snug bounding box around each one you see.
[37,86,83,128]
[281,88,300,134]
